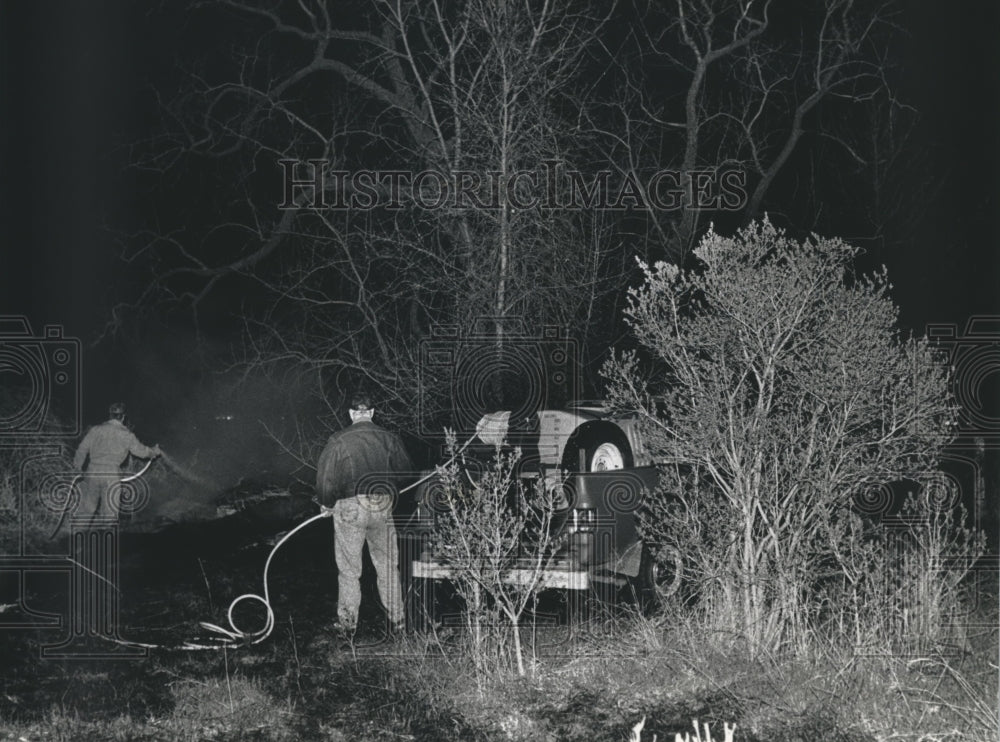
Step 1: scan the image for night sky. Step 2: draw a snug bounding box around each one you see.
[1,1,998,439]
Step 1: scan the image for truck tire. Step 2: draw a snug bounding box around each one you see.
[636,544,682,614]
[562,425,633,473]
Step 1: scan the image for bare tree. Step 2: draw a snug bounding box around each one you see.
[118,0,911,436]
[120,0,627,432]
[586,0,906,261]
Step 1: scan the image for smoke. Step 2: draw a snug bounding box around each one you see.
[158,450,219,490]
[86,330,325,528]
[110,330,322,491]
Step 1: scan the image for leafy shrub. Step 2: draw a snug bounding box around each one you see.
[605,218,967,655]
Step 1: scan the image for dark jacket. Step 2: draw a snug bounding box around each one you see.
[315,420,413,506]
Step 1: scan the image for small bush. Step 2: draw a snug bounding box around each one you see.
[427,433,562,686]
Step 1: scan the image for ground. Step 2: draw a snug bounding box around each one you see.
[1,500,996,741]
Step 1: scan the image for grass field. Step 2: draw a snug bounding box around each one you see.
[1,517,996,741]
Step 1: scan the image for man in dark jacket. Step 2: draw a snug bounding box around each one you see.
[316,392,412,638]
[72,402,160,528]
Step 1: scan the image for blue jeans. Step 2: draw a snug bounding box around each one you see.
[332,494,403,630]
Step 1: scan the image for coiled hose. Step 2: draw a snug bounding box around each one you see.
[185,433,478,651]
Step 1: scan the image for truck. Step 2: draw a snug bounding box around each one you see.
[405,402,679,607]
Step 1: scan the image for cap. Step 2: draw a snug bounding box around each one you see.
[109,402,127,419]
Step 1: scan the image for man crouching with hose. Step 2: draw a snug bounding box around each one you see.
[315,390,413,649]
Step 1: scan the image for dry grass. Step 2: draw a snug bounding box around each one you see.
[0,674,296,741]
[408,588,998,742]
[1,590,994,741]
[166,673,295,739]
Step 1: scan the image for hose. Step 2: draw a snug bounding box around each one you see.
[49,458,154,541]
[48,474,84,541]
[96,430,483,652]
[189,432,479,650]
[192,510,331,649]
[158,450,218,489]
